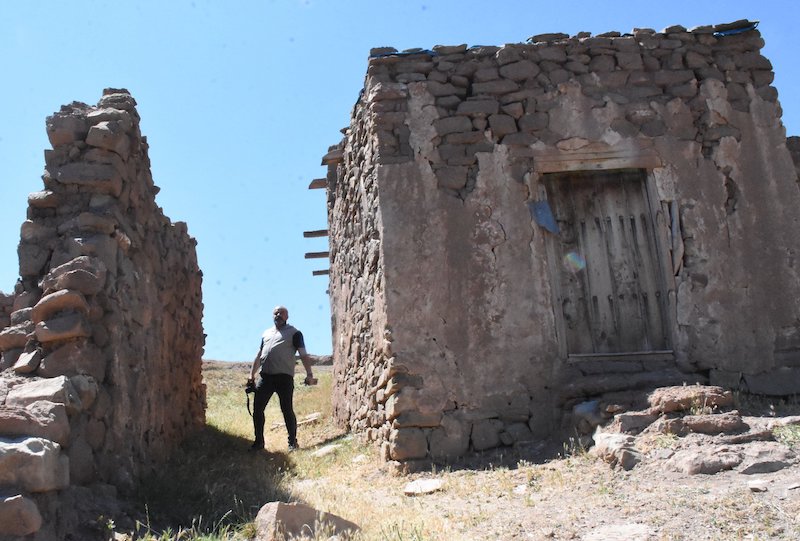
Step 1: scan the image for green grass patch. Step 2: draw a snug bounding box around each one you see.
[773,424,800,448]
[131,363,334,539]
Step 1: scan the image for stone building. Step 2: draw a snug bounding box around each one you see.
[321,20,800,464]
[0,89,205,539]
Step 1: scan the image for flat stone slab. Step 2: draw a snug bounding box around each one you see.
[37,341,106,381]
[403,478,444,495]
[13,350,42,374]
[0,401,70,445]
[34,313,91,343]
[667,446,743,475]
[737,442,796,474]
[41,256,107,296]
[0,324,31,351]
[583,523,654,541]
[5,375,82,414]
[663,411,746,436]
[311,444,341,458]
[648,385,733,414]
[47,162,122,197]
[31,290,89,324]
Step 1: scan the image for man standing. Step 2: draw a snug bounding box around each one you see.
[248,305,314,451]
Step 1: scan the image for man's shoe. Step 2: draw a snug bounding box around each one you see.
[249,442,264,451]
[288,442,299,452]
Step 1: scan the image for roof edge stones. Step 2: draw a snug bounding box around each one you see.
[368,19,759,61]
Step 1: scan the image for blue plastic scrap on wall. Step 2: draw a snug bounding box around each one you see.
[713,21,758,37]
[528,200,560,234]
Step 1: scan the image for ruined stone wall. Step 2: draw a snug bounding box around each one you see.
[327,93,395,443]
[329,21,800,464]
[0,89,205,539]
[0,293,13,330]
[788,136,800,180]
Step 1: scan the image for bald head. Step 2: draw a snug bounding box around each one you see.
[273,305,288,328]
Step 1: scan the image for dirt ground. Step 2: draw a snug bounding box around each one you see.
[292,435,800,540]
[204,362,800,540]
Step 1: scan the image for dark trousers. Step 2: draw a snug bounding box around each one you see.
[253,373,297,446]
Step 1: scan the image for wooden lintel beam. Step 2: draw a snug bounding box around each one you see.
[308,178,327,189]
[312,270,330,276]
[304,251,329,259]
[321,149,343,166]
[303,229,329,238]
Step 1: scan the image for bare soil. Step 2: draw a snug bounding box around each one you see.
[202,362,800,540]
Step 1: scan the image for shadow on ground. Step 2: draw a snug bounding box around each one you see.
[131,424,298,533]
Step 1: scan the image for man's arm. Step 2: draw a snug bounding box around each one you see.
[293,331,315,383]
[249,339,264,381]
[298,348,314,382]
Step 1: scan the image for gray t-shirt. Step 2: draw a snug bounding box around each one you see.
[257,324,306,376]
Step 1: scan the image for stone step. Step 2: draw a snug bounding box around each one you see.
[559,368,702,402]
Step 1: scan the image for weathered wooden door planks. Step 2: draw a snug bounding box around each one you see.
[545,169,669,357]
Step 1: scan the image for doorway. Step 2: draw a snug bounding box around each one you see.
[544,169,671,360]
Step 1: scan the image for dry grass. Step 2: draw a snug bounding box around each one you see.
[126,362,800,541]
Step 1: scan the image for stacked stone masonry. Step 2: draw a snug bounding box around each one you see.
[326,21,800,465]
[0,89,205,540]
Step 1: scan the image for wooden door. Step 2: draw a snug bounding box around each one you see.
[545,169,669,357]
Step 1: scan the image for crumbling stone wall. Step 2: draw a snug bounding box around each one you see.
[788,136,800,181]
[0,294,12,330]
[327,21,800,464]
[326,109,393,441]
[0,89,205,539]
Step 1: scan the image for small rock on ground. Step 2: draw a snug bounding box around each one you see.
[403,478,444,496]
[583,522,654,541]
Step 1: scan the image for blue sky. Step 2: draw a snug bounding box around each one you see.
[1,1,798,361]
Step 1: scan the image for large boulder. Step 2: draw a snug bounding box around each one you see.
[0,401,70,445]
[647,385,733,414]
[46,109,89,147]
[31,290,90,324]
[0,494,42,537]
[0,323,32,351]
[389,428,428,460]
[737,442,797,474]
[34,313,91,343]
[0,437,70,492]
[666,446,743,475]
[37,340,107,381]
[41,256,107,296]
[591,431,642,470]
[662,411,747,436]
[254,502,359,541]
[5,375,83,414]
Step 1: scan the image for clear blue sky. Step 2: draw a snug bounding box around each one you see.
[1,1,798,361]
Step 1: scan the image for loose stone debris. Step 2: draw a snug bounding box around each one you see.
[312,444,342,458]
[586,385,798,477]
[403,478,445,496]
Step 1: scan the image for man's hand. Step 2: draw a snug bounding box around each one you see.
[303,375,318,386]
